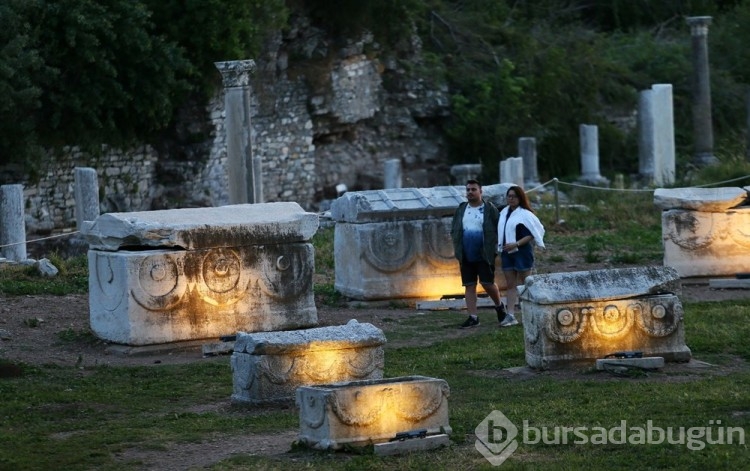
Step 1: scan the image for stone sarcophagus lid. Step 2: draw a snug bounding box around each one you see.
[296,375,451,450]
[82,202,319,345]
[520,266,691,369]
[655,187,750,277]
[330,185,511,300]
[231,320,385,405]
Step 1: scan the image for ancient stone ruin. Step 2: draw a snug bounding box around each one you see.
[231,319,386,405]
[655,186,750,277]
[521,266,691,369]
[82,202,318,345]
[296,375,451,450]
[329,184,511,300]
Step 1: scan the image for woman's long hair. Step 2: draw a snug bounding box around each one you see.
[507,185,534,212]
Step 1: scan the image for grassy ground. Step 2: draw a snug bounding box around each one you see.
[1,182,749,470]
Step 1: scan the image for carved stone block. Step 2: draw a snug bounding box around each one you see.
[662,208,750,277]
[330,185,513,300]
[521,267,691,369]
[231,320,386,405]
[296,375,451,450]
[88,243,317,345]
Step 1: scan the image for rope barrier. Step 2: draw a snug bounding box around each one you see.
[554,180,656,192]
[0,174,748,250]
[0,231,80,249]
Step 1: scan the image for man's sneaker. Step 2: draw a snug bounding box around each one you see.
[460,316,480,329]
[499,314,519,327]
[495,304,507,323]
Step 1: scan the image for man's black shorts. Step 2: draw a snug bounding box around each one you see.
[460,260,495,286]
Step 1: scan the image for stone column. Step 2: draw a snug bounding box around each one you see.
[518,137,540,188]
[215,60,257,204]
[652,84,676,185]
[499,157,524,187]
[0,184,26,261]
[450,164,482,185]
[74,167,100,230]
[638,89,655,182]
[252,155,264,203]
[686,16,718,167]
[383,159,402,189]
[639,85,676,186]
[578,124,609,186]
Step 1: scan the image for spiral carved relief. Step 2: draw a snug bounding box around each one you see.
[362,224,417,272]
[197,248,249,307]
[545,308,588,343]
[728,211,750,248]
[131,254,187,311]
[635,300,682,337]
[424,219,456,267]
[258,244,313,300]
[92,253,124,312]
[665,211,716,250]
[589,304,634,339]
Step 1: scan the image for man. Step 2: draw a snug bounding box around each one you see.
[450,179,507,328]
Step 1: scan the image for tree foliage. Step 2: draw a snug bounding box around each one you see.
[3,0,750,180]
[0,0,287,172]
[421,0,750,180]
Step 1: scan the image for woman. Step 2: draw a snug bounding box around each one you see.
[497,185,545,327]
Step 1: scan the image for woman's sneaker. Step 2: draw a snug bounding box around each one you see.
[460,316,480,328]
[499,314,519,327]
[495,304,507,323]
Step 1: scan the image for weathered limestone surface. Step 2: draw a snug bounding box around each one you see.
[89,243,316,345]
[654,187,747,211]
[82,202,319,251]
[662,208,750,277]
[330,185,511,300]
[520,267,691,369]
[656,187,750,277]
[85,202,319,345]
[296,375,451,450]
[231,320,386,405]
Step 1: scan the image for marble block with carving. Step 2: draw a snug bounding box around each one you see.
[231,320,386,405]
[520,266,691,369]
[84,202,318,345]
[330,185,511,300]
[656,187,750,277]
[296,375,451,450]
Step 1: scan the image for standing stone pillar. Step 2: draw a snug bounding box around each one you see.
[686,16,718,167]
[578,124,609,186]
[74,167,100,230]
[0,184,26,261]
[252,155,264,203]
[383,159,402,189]
[639,85,676,186]
[215,60,258,204]
[450,164,482,184]
[518,137,540,188]
[500,157,524,187]
[638,89,655,182]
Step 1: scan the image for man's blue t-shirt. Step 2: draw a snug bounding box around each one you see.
[462,204,485,262]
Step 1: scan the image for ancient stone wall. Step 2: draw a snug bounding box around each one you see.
[4,18,451,234]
